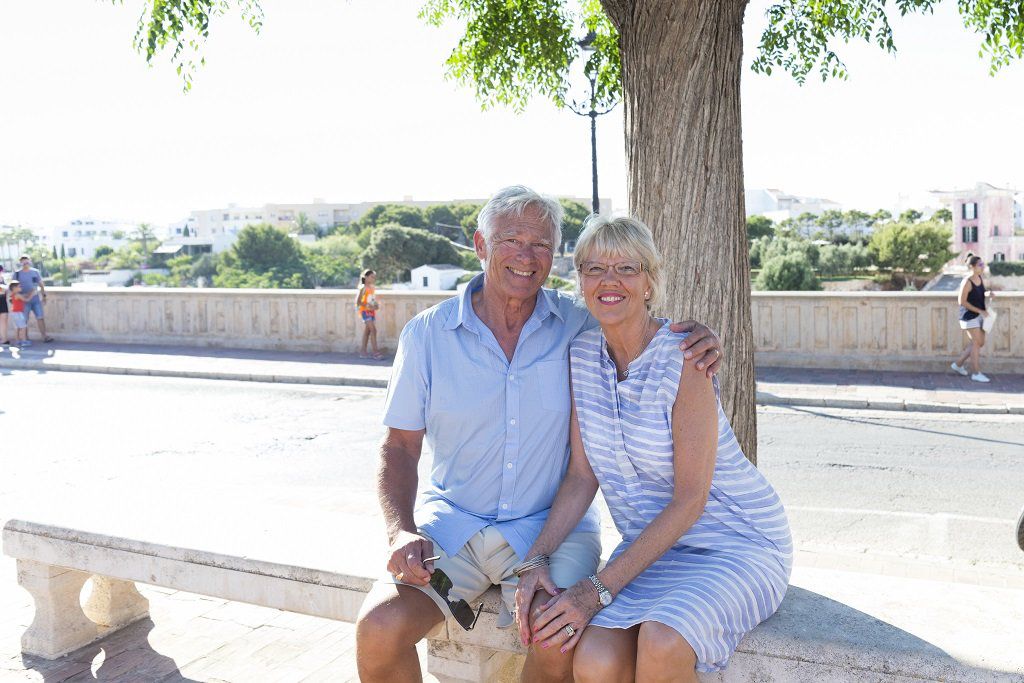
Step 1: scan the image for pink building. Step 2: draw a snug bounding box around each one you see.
[932,182,1024,262]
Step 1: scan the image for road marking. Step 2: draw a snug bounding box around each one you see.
[786,505,1012,526]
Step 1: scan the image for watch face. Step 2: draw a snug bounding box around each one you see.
[599,591,613,607]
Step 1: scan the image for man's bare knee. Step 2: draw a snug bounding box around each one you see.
[356,583,443,678]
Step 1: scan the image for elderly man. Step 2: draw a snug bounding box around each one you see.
[355,186,723,683]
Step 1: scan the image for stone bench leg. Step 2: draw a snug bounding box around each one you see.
[16,561,150,660]
[17,560,98,659]
[427,639,523,683]
[83,575,150,634]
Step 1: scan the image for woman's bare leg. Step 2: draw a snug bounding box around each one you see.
[967,328,985,374]
[635,621,698,683]
[955,330,973,366]
[572,625,639,683]
[360,323,371,356]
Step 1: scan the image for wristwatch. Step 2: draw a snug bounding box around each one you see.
[588,575,613,608]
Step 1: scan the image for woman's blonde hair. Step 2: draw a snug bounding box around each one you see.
[573,214,663,310]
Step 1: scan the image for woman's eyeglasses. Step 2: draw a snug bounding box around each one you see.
[578,261,644,277]
[429,569,483,631]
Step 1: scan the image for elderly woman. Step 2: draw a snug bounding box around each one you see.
[515,215,792,681]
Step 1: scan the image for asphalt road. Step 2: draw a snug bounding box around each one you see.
[1,371,1021,576]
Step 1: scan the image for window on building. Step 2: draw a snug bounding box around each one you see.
[68,248,77,257]
[993,225,999,236]
[423,276,429,287]
[993,252,1006,261]
[62,231,68,237]
[961,225,978,243]
[962,202,978,220]
[223,213,230,221]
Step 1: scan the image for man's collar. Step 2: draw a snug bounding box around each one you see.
[443,272,564,330]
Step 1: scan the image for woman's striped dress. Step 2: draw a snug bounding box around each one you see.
[570,321,793,673]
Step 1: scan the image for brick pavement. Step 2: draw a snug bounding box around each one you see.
[0,558,438,683]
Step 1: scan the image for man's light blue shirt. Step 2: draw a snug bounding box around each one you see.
[382,273,601,559]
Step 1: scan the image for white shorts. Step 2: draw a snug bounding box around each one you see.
[959,317,982,330]
[382,525,601,628]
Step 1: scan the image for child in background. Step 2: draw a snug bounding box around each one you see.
[8,281,29,347]
[355,269,383,360]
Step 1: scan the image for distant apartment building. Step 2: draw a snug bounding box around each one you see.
[932,182,1024,262]
[50,218,134,259]
[745,188,842,221]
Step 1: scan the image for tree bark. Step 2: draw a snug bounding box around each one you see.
[615,0,757,463]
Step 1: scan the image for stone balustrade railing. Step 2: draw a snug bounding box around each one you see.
[38,288,1023,372]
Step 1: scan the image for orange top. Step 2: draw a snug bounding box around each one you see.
[358,285,377,314]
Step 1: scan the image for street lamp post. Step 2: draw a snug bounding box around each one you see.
[569,33,616,214]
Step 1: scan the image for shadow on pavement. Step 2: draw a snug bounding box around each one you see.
[20,618,200,683]
[786,406,1024,448]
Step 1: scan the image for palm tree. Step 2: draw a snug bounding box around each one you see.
[293,212,319,236]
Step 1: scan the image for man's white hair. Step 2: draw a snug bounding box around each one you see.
[477,185,563,249]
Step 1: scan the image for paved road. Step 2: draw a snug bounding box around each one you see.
[2,371,1022,579]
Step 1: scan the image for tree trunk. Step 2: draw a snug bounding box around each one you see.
[611,0,757,463]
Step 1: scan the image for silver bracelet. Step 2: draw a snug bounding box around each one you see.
[512,554,550,577]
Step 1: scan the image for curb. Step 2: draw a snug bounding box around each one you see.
[3,359,1020,415]
[0,359,390,389]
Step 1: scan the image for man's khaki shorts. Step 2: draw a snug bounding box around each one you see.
[382,525,601,628]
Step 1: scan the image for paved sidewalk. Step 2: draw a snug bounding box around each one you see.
[1,341,1022,414]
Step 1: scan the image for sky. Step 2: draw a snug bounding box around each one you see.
[1,0,1023,227]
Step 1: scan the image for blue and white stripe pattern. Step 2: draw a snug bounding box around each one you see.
[570,321,793,673]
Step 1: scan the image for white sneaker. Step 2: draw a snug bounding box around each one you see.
[950,362,968,376]
[971,372,990,383]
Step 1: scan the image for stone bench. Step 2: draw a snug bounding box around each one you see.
[4,519,1023,682]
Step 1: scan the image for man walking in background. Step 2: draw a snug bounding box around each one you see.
[14,256,53,343]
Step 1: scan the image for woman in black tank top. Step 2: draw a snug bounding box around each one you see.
[951,255,991,383]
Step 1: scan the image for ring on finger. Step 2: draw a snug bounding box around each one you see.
[563,624,575,637]
[395,572,405,581]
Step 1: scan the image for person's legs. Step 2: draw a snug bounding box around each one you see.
[518,530,601,683]
[955,330,974,367]
[356,581,444,683]
[0,313,8,343]
[967,328,985,374]
[634,621,698,683]
[367,319,380,356]
[572,625,639,683]
[26,296,47,341]
[360,315,371,356]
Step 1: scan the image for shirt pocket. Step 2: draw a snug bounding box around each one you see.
[529,359,570,413]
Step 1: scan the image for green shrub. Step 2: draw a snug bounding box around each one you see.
[989,261,1024,276]
[756,253,821,291]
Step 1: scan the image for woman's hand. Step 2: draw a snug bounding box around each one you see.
[530,579,601,654]
[669,321,723,377]
[514,566,560,646]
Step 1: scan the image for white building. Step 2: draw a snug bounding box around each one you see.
[50,219,135,259]
[410,264,467,290]
[745,188,842,221]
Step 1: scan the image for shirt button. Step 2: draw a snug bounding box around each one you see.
[501,503,509,510]
[510,418,516,426]
[506,463,513,469]
[509,374,515,381]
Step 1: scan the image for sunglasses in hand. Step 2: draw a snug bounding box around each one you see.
[429,568,483,631]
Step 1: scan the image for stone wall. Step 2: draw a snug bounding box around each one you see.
[39,288,1023,372]
[751,291,1023,373]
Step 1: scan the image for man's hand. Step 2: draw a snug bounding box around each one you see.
[669,321,723,377]
[514,566,560,646]
[386,531,435,586]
